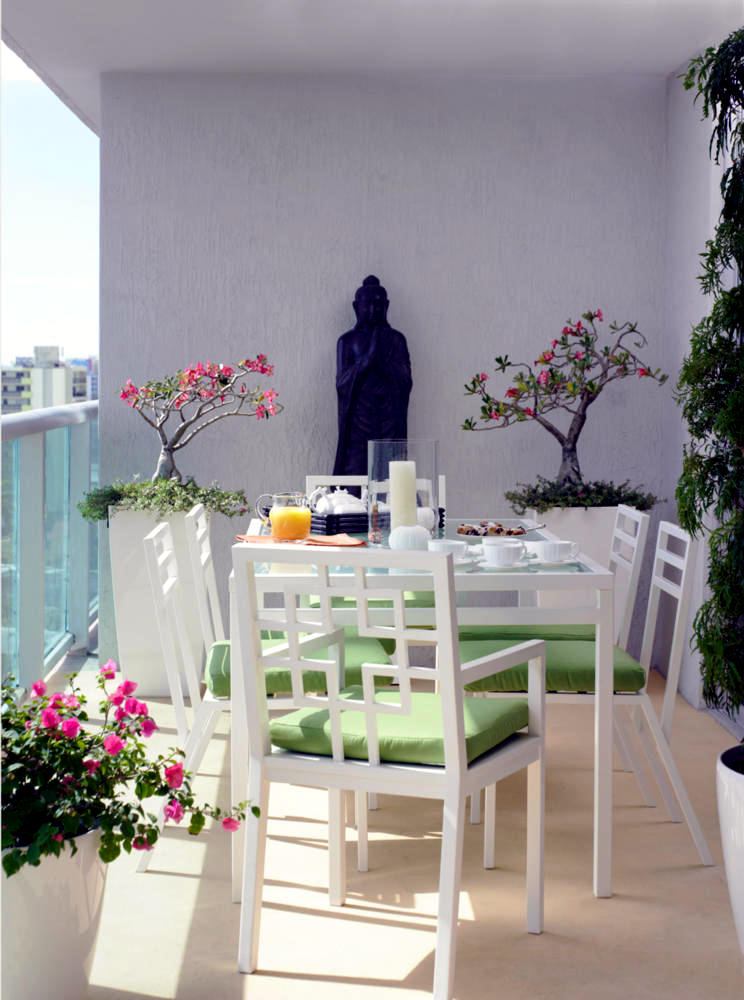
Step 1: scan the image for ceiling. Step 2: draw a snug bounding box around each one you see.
[3,0,743,132]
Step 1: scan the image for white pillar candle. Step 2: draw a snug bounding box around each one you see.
[389,460,417,529]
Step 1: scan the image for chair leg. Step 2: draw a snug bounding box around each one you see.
[635,711,682,822]
[237,766,270,973]
[231,727,249,904]
[469,789,482,824]
[483,784,496,869]
[526,755,545,934]
[355,790,369,873]
[637,699,714,866]
[137,704,223,875]
[613,713,634,771]
[615,707,656,807]
[433,787,466,1000]
[328,788,347,906]
[368,791,379,810]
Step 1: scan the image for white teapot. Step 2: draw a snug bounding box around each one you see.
[309,487,367,515]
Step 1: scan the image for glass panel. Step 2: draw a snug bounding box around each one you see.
[44,427,70,653]
[2,440,20,682]
[88,417,99,613]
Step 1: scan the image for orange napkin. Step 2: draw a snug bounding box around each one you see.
[235,533,366,547]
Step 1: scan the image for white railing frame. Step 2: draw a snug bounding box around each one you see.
[2,401,99,687]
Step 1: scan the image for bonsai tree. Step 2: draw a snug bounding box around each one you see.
[120,355,282,482]
[676,28,744,720]
[463,310,666,510]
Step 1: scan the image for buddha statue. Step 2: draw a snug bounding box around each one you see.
[333,276,412,476]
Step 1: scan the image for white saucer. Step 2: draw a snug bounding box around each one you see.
[481,557,530,571]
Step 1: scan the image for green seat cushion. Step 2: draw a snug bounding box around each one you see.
[269,686,528,765]
[458,624,596,643]
[204,633,393,699]
[458,639,645,693]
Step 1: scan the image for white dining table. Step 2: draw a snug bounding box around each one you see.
[240,516,615,897]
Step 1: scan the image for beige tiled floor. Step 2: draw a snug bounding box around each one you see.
[80,670,742,999]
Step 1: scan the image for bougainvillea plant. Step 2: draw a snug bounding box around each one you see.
[120,355,283,482]
[463,310,667,486]
[1,663,256,877]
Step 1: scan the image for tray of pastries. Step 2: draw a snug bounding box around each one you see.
[456,520,527,537]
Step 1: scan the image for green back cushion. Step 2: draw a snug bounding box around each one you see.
[458,624,596,643]
[459,639,645,693]
[204,632,393,699]
[269,686,528,765]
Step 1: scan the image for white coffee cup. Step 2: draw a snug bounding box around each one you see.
[427,538,468,558]
[526,540,580,563]
[482,539,527,567]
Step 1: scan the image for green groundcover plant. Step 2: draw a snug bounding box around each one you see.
[1,662,256,877]
[78,476,250,524]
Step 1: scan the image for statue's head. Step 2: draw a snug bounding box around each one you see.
[353,275,389,326]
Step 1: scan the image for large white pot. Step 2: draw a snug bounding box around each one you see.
[109,509,203,696]
[2,830,106,1000]
[528,506,617,612]
[717,745,744,955]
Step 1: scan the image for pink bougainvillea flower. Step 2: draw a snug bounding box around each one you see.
[63,694,80,709]
[31,680,46,698]
[114,707,127,722]
[103,733,125,756]
[49,692,65,706]
[134,700,149,716]
[164,800,185,824]
[222,817,240,832]
[119,679,137,697]
[164,762,184,789]
[537,371,549,386]
[108,691,125,707]
[41,708,60,729]
[61,718,81,739]
[100,660,117,679]
[141,718,158,738]
[132,838,153,852]
[124,697,139,715]
[83,759,101,775]
[52,833,64,843]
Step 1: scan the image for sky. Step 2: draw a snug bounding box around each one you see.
[1,43,99,365]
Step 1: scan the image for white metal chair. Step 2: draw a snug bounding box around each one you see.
[231,542,546,1000]
[460,521,713,865]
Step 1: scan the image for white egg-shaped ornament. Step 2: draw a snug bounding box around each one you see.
[388,524,430,550]
[416,506,437,532]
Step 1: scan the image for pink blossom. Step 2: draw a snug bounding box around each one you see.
[119,679,137,696]
[505,387,519,398]
[537,371,549,386]
[41,708,60,729]
[489,410,499,420]
[164,762,184,789]
[141,718,158,738]
[52,833,64,843]
[222,817,240,832]
[135,700,149,716]
[61,718,81,739]
[49,692,65,706]
[115,707,127,722]
[164,800,185,824]
[596,309,604,321]
[551,339,559,349]
[109,691,125,707]
[575,320,583,332]
[479,372,488,381]
[83,759,101,775]
[124,697,139,715]
[103,734,125,756]
[255,404,267,420]
[562,326,572,336]
[524,407,534,417]
[31,680,46,698]
[63,694,80,709]
[638,368,649,377]
[538,350,555,364]
[100,660,117,679]
[574,351,585,361]
[132,838,152,852]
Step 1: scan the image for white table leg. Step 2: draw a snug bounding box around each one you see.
[594,586,613,898]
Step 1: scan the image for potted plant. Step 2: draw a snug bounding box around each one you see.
[462,309,665,565]
[1,662,253,1000]
[80,355,283,695]
[675,27,744,955]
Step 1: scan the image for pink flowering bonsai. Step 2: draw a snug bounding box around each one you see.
[1,663,256,876]
[120,355,283,482]
[463,309,667,487]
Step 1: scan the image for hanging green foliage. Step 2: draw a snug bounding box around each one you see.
[676,27,744,719]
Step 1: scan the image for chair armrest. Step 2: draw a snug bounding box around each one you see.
[460,639,546,686]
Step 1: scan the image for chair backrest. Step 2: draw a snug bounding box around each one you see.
[144,521,208,743]
[607,504,650,649]
[230,543,466,773]
[637,521,697,740]
[184,503,226,650]
[304,474,447,510]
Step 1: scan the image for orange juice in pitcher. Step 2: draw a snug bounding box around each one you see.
[256,492,311,541]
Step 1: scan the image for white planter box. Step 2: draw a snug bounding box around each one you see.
[2,830,106,1000]
[717,747,744,955]
[109,509,203,696]
[528,506,618,616]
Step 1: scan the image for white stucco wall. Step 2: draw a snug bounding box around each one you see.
[98,71,672,657]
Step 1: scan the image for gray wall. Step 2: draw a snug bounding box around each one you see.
[99,70,677,661]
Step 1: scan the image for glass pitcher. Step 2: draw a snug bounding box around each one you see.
[255,491,312,541]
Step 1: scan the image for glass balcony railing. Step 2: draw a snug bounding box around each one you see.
[1,401,99,688]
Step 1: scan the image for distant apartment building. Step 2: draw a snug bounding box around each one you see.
[1,346,99,413]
